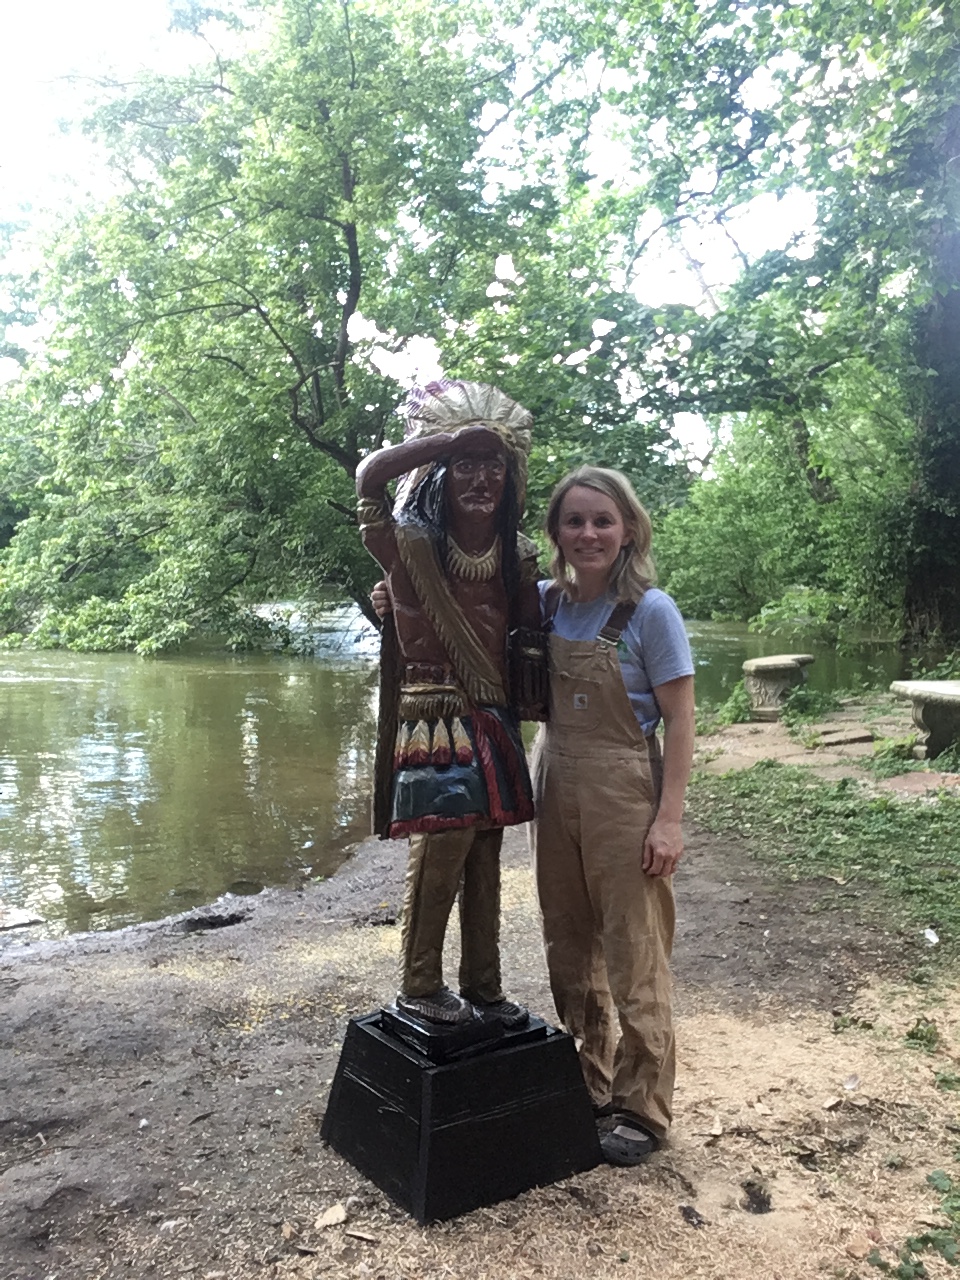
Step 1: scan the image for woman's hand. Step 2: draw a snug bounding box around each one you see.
[642,815,683,877]
[370,579,392,619]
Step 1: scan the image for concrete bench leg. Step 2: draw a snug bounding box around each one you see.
[890,681,960,760]
[742,655,815,722]
[909,701,960,760]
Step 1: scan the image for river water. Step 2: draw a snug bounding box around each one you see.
[0,610,912,940]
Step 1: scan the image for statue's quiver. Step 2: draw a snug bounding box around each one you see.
[373,620,402,838]
[509,626,549,722]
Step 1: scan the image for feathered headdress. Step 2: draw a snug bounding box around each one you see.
[395,380,534,512]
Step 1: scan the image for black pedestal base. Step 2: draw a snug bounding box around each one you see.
[379,1003,506,1062]
[321,1011,601,1223]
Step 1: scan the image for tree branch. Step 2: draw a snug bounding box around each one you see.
[157,386,198,424]
[326,498,358,524]
[478,52,579,138]
[340,0,357,89]
[333,219,361,399]
[288,385,359,473]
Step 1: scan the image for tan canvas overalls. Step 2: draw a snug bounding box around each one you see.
[532,600,676,1143]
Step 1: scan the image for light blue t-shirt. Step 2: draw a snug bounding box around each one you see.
[539,583,694,734]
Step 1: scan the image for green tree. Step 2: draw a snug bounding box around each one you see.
[0,0,679,651]
[519,0,960,640]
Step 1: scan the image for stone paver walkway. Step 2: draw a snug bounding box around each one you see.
[696,694,960,796]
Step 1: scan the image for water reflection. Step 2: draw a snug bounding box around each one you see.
[0,611,917,941]
[686,620,911,707]
[0,646,379,939]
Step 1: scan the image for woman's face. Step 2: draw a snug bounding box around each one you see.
[555,485,631,584]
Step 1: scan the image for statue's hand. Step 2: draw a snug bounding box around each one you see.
[371,580,392,618]
[449,423,504,454]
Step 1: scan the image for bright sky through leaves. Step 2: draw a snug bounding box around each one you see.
[0,0,196,221]
[2,1,810,285]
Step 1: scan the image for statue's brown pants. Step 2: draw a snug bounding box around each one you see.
[398,826,504,1003]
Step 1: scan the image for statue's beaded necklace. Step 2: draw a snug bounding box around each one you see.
[446,535,501,582]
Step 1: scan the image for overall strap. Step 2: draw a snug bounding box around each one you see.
[597,598,639,644]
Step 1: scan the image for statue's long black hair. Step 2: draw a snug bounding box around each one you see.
[398,461,523,632]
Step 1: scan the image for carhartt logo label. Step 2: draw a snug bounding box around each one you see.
[573,693,588,710]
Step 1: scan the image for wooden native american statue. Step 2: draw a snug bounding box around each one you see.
[356,380,546,1027]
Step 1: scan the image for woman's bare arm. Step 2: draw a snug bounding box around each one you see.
[642,674,695,877]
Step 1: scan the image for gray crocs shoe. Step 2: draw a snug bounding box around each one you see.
[599,1116,660,1166]
[396,986,476,1025]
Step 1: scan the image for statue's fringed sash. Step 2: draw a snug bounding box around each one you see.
[388,706,534,838]
[398,684,466,722]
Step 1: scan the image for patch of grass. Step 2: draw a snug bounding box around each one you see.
[934,1070,960,1092]
[868,1163,960,1276]
[695,679,754,734]
[780,684,843,728]
[904,1017,940,1052]
[908,964,935,986]
[832,1013,874,1034]
[861,736,925,780]
[689,761,960,945]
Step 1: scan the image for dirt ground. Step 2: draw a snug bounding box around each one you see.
[3,710,960,1280]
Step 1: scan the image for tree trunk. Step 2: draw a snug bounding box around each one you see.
[903,109,960,644]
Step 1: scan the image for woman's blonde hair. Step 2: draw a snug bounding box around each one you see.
[545,465,656,602]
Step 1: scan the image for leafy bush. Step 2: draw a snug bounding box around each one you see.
[915,649,960,680]
[694,680,756,734]
[779,684,842,727]
[863,736,922,779]
[749,585,845,642]
[716,680,755,725]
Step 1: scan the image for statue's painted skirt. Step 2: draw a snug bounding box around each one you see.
[388,705,534,838]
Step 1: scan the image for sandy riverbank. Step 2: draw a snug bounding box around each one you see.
[3,707,960,1279]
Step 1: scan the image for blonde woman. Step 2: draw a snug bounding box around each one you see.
[534,465,695,1166]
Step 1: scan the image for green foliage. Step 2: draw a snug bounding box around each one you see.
[3,0,960,645]
[559,0,960,640]
[0,0,682,651]
[868,1166,960,1276]
[715,680,754,727]
[690,761,960,943]
[694,679,755,735]
[750,587,845,644]
[862,737,924,780]
[656,421,825,622]
[904,1017,940,1052]
[832,1012,874,1034]
[917,650,960,681]
[779,685,843,729]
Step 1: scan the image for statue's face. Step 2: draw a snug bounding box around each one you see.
[445,443,508,522]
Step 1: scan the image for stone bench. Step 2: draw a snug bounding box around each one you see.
[889,679,960,759]
[742,653,815,721]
